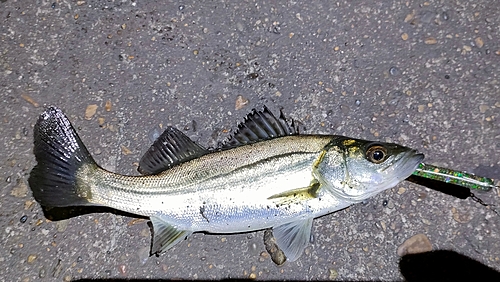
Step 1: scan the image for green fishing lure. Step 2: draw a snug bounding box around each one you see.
[412,163,498,192]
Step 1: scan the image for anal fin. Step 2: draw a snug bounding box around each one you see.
[272,218,313,262]
[150,215,192,255]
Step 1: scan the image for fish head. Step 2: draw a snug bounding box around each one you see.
[318,138,424,203]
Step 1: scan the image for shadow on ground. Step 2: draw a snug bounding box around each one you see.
[400,250,500,281]
[70,250,500,281]
[406,175,472,199]
[40,206,147,221]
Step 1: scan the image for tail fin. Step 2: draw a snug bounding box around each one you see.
[29,107,96,207]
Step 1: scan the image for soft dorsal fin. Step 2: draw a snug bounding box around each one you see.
[221,106,299,149]
[138,127,208,175]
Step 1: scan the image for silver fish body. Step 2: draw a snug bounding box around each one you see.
[29,107,424,262]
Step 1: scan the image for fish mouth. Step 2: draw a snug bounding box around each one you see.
[394,149,424,177]
[379,149,424,188]
[337,149,424,203]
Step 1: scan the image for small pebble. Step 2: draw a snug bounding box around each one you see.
[235,95,249,110]
[84,104,98,120]
[387,201,394,209]
[389,66,400,76]
[247,73,259,79]
[355,100,361,106]
[118,264,127,275]
[451,207,472,223]
[121,145,132,155]
[52,259,62,278]
[380,221,387,231]
[20,215,28,223]
[442,11,449,20]
[404,13,414,23]
[479,105,489,113]
[424,37,437,45]
[259,251,269,262]
[21,94,39,107]
[397,233,432,256]
[475,37,484,48]
[39,267,46,278]
[105,100,112,112]
[329,268,338,280]
[263,230,286,265]
[56,220,69,232]
[179,5,185,11]
[10,179,28,198]
[27,254,37,263]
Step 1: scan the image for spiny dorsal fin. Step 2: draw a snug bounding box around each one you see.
[221,106,299,149]
[138,126,208,175]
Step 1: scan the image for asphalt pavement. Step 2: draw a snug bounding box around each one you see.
[1,0,499,281]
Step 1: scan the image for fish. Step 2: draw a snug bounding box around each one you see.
[29,106,424,262]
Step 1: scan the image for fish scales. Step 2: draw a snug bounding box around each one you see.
[86,136,341,232]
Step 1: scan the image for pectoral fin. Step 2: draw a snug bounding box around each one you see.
[267,180,320,204]
[150,215,192,255]
[272,218,313,262]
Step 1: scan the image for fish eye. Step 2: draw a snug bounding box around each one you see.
[366,145,388,164]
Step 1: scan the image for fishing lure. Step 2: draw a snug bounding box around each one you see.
[412,163,498,192]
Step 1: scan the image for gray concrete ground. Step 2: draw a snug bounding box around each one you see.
[1,0,500,281]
